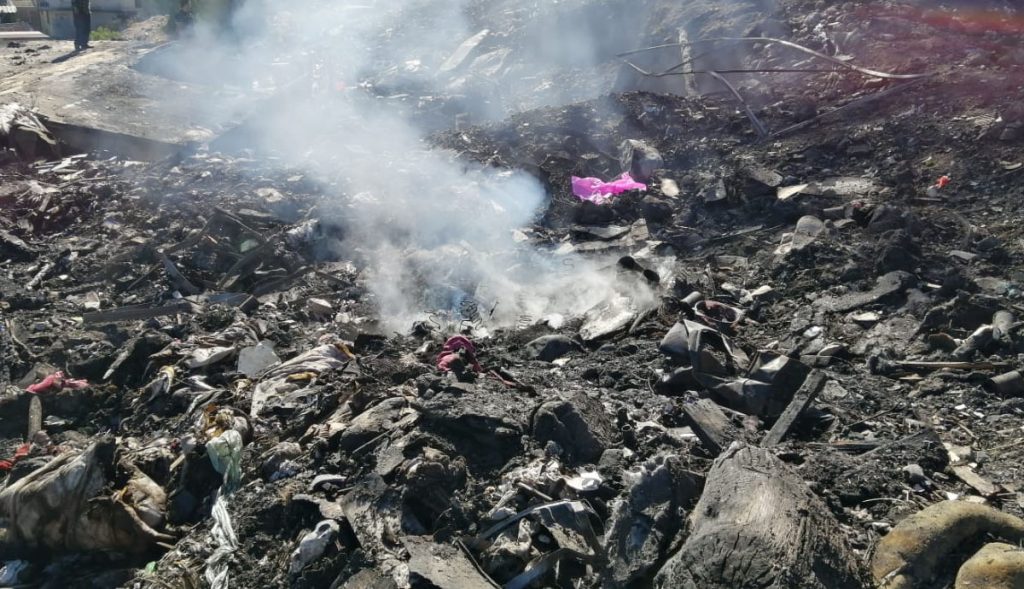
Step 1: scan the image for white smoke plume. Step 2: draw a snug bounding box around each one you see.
[155,0,661,331]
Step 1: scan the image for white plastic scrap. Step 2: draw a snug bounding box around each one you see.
[565,470,603,493]
[205,491,239,589]
[187,346,235,369]
[0,560,29,585]
[207,429,243,490]
[289,520,339,575]
[203,429,244,589]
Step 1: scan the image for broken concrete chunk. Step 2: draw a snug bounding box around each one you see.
[404,536,498,587]
[778,177,879,201]
[307,297,333,316]
[949,250,979,263]
[703,178,729,204]
[750,285,780,302]
[524,334,577,362]
[619,139,664,182]
[334,397,418,452]
[742,165,783,188]
[790,215,826,252]
[603,456,701,586]
[951,465,1002,497]
[334,569,398,589]
[532,394,616,465]
[815,271,916,313]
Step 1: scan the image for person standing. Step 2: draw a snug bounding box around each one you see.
[72,0,91,51]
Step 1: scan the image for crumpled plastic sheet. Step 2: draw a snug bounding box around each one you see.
[250,343,352,417]
[204,429,243,589]
[207,429,243,490]
[205,491,238,589]
[571,173,647,204]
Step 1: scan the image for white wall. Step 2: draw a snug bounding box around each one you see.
[37,0,138,12]
[37,0,139,38]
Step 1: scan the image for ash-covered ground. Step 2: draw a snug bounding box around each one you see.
[3,0,1024,588]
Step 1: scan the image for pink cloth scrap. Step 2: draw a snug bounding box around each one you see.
[571,173,647,204]
[26,371,89,394]
[436,336,483,373]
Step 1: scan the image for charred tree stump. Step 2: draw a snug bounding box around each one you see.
[655,444,870,589]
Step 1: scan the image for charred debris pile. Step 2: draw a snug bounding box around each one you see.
[3,1,1024,588]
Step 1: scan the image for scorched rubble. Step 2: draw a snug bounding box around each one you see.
[3,0,1024,588]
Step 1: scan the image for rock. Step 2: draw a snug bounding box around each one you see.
[750,285,781,303]
[334,397,418,452]
[776,215,827,255]
[603,456,702,586]
[641,195,673,223]
[815,271,916,313]
[791,215,826,251]
[307,297,333,316]
[404,536,497,587]
[867,205,916,234]
[333,569,399,589]
[619,139,664,182]
[902,463,927,484]
[524,334,577,362]
[532,394,617,464]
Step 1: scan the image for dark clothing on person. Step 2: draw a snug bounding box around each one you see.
[72,0,91,50]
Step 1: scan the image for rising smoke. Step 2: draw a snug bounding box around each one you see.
[158,0,662,331]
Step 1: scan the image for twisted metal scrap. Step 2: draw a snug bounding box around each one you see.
[618,36,935,140]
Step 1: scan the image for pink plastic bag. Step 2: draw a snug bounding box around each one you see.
[436,336,483,373]
[571,173,647,204]
[26,371,89,394]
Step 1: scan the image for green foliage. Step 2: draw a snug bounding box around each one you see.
[90,26,122,40]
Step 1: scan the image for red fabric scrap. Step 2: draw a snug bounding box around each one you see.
[436,336,483,373]
[26,371,89,394]
[0,443,31,472]
[935,175,951,189]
